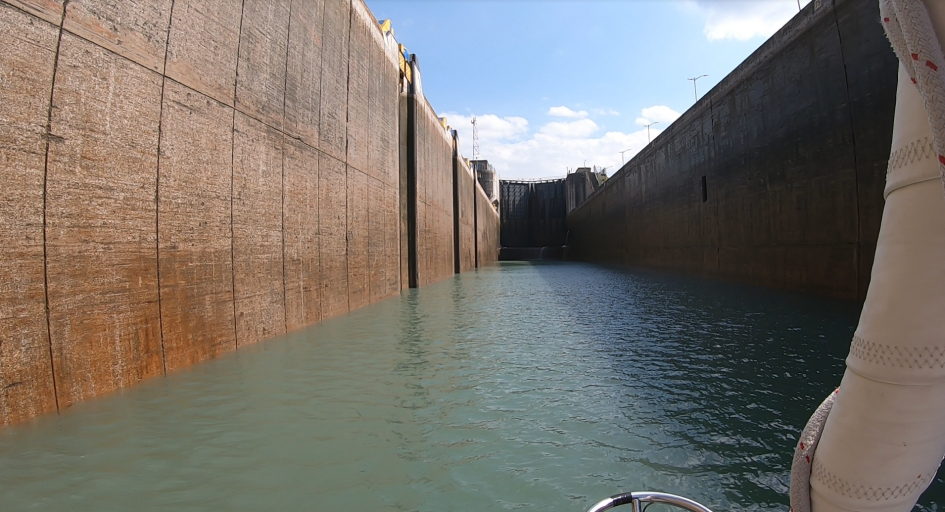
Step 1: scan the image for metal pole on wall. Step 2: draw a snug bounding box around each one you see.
[644,122,659,143]
[687,74,708,101]
[619,148,633,164]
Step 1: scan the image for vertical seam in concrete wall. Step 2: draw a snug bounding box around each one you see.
[832,4,863,299]
[316,0,327,318]
[154,0,178,375]
[40,0,70,414]
[473,174,479,269]
[406,92,418,288]
[451,136,460,274]
[281,0,293,333]
[344,0,353,308]
[230,0,247,349]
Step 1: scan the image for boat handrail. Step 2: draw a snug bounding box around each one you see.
[586,491,715,512]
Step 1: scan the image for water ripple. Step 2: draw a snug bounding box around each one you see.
[1,262,943,511]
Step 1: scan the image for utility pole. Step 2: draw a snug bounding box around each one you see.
[471,117,480,160]
[687,74,708,101]
[619,148,633,164]
[644,122,659,143]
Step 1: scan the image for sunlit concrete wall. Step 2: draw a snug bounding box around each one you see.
[477,186,501,267]
[413,98,455,287]
[455,149,477,273]
[0,0,499,426]
[568,0,897,301]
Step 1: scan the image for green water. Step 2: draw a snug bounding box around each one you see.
[1,262,942,511]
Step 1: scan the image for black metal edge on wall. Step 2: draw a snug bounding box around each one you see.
[405,55,420,289]
[473,164,479,269]
[451,130,461,274]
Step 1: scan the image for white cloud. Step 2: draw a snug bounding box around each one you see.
[636,105,682,126]
[547,106,589,118]
[445,113,529,143]
[442,105,674,180]
[539,119,599,138]
[684,0,811,41]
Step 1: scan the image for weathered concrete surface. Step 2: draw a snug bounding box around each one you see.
[0,0,498,426]
[415,99,455,287]
[283,137,321,331]
[476,184,501,267]
[319,153,349,320]
[455,151,476,273]
[284,0,324,147]
[367,178,385,302]
[836,0,895,299]
[346,1,392,311]
[45,33,165,407]
[232,112,286,346]
[565,169,602,213]
[366,13,402,302]
[568,0,897,301]
[5,0,62,25]
[235,0,289,130]
[165,0,243,106]
[158,80,236,371]
[63,0,172,73]
[347,167,370,310]
[346,1,371,176]
[318,0,349,162]
[0,3,59,424]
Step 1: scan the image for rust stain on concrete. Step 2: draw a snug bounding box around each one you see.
[0,2,60,426]
[45,33,165,408]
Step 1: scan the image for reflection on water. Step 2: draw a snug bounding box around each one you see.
[1,262,941,511]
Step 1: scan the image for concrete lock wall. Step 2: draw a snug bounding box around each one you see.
[476,182,501,268]
[0,0,499,426]
[454,143,477,274]
[412,96,455,287]
[568,0,898,301]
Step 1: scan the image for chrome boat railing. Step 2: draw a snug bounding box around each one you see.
[586,491,714,512]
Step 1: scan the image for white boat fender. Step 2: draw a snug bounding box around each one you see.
[790,390,838,512]
[789,1,945,512]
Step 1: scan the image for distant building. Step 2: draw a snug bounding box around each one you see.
[471,160,499,206]
[565,167,604,213]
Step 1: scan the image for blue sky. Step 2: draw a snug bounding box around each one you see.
[367,0,812,180]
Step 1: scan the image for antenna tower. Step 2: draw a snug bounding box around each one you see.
[471,116,480,160]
